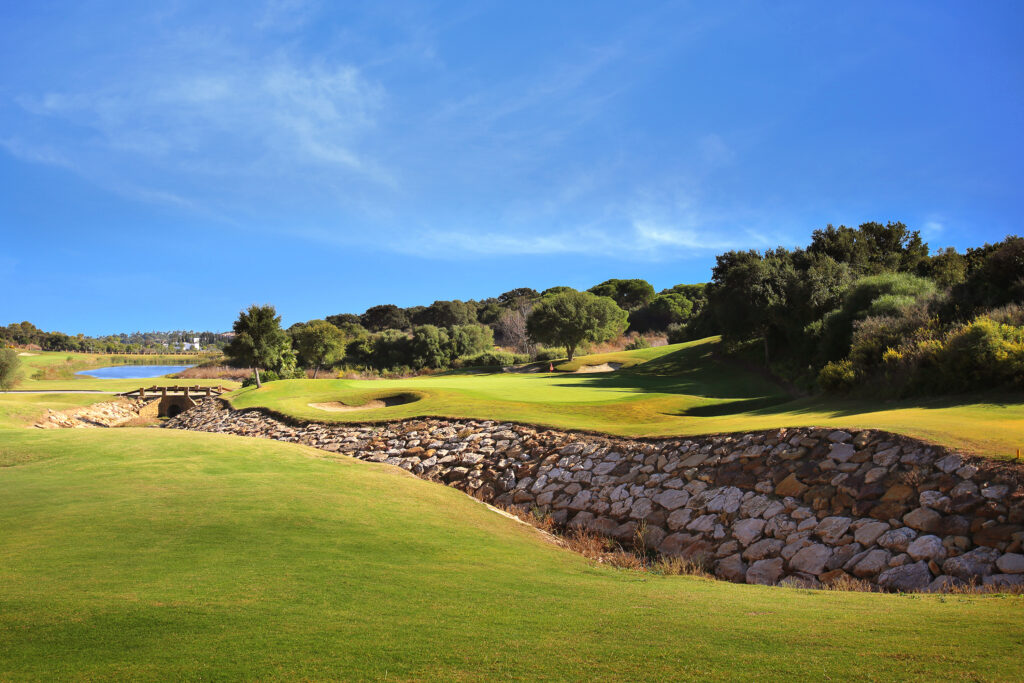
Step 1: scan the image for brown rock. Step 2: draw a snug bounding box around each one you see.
[776,473,808,498]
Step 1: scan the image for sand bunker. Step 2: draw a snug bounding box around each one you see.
[308,395,415,412]
[573,362,622,373]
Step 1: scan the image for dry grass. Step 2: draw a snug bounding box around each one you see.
[586,332,669,355]
[173,366,251,380]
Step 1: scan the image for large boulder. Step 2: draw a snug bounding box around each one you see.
[746,558,784,586]
[789,544,833,576]
[878,561,933,592]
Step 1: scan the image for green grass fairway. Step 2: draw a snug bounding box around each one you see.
[1,428,1021,680]
[230,338,1024,458]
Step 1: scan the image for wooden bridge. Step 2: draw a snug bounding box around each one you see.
[118,385,229,418]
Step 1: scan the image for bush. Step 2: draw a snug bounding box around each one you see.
[534,347,562,362]
[818,360,858,393]
[241,369,280,388]
[457,350,516,367]
[624,336,651,351]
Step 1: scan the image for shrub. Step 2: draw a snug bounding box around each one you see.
[818,360,858,393]
[533,347,562,362]
[624,335,651,351]
[241,369,280,388]
[457,350,516,367]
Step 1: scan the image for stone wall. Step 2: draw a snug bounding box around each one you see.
[166,400,1024,592]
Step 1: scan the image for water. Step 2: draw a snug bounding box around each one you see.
[75,365,195,379]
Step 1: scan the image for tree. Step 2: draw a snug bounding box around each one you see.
[707,249,796,364]
[496,308,532,353]
[360,304,410,332]
[526,291,628,361]
[412,300,478,328]
[409,325,450,369]
[588,278,655,311]
[326,313,362,328]
[291,319,346,378]
[808,222,929,274]
[0,348,22,390]
[497,288,539,306]
[224,305,291,388]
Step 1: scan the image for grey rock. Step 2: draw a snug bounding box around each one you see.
[732,518,766,546]
[906,535,947,563]
[854,521,890,547]
[746,558,784,585]
[996,553,1024,574]
[653,489,690,511]
[878,561,933,592]
[742,538,785,561]
[943,547,1001,581]
[715,553,747,583]
[852,549,891,578]
[877,527,918,552]
[789,544,833,575]
[814,516,852,544]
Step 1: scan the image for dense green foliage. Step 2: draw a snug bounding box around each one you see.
[0,348,22,390]
[705,223,1023,395]
[526,290,629,361]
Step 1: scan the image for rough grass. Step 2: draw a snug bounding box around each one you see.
[1,428,1022,680]
[229,337,1024,458]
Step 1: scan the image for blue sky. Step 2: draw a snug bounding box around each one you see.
[2,1,1022,334]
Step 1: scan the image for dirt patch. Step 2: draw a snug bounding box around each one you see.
[17,352,38,356]
[573,362,622,373]
[308,395,416,412]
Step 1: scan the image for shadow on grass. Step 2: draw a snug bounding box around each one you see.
[532,342,791,400]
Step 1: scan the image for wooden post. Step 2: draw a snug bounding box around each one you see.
[140,387,146,400]
[183,386,190,399]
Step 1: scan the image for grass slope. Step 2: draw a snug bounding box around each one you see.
[1,428,1021,680]
[231,338,1024,458]
[0,393,113,429]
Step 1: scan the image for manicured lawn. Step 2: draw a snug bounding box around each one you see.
[230,338,1024,458]
[1,428,1021,680]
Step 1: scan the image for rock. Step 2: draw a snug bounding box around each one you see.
[814,516,852,544]
[942,547,1000,581]
[715,553,747,583]
[877,527,918,552]
[732,518,766,546]
[653,489,690,511]
[829,443,856,463]
[903,507,942,533]
[659,533,696,557]
[981,484,1010,501]
[852,549,891,578]
[873,447,901,467]
[906,535,947,563]
[742,538,784,561]
[864,467,889,484]
[983,574,1024,588]
[996,553,1024,574]
[828,430,852,443]
[746,558,784,585]
[877,561,933,592]
[629,498,655,520]
[926,575,965,592]
[854,521,890,547]
[775,473,808,498]
[705,486,743,514]
[934,453,962,474]
[789,544,832,575]
[666,508,694,531]
[686,514,717,533]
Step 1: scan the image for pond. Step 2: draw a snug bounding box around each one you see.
[75,365,195,379]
